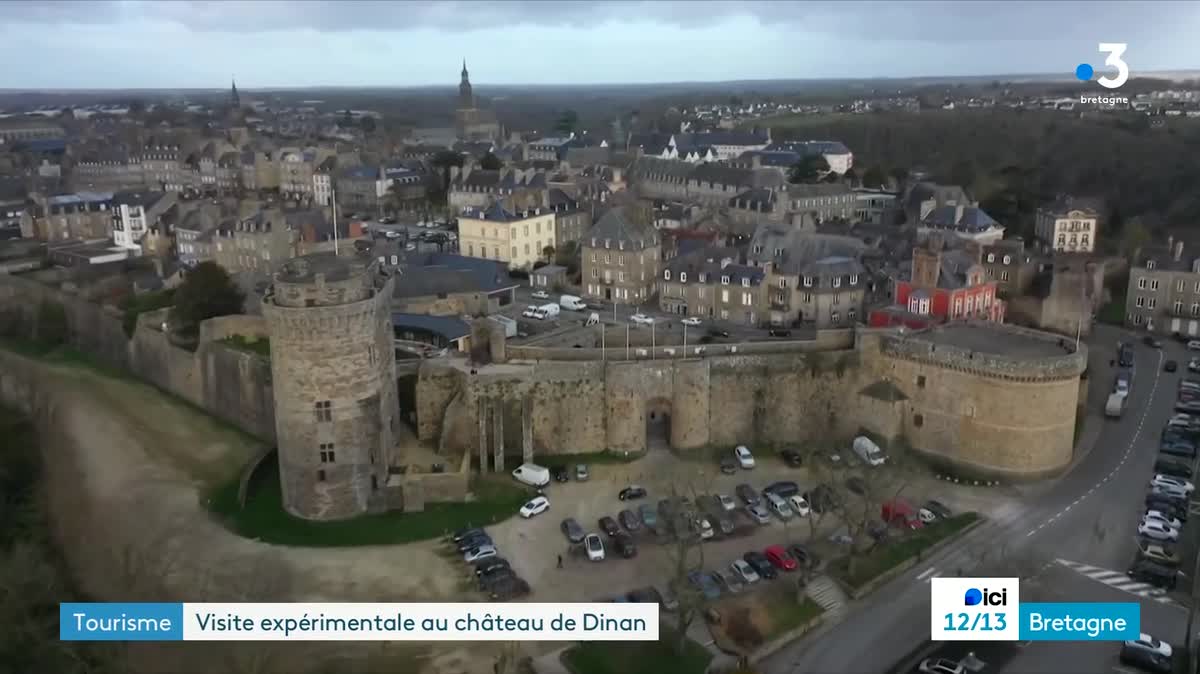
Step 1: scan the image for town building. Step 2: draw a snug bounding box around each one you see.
[455,61,502,141]
[312,156,336,206]
[981,238,1040,296]
[0,118,65,144]
[390,251,519,312]
[762,140,853,175]
[213,209,299,275]
[918,204,1005,244]
[547,188,591,248]
[139,143,187,192]
[581,208,661,303]
[869,238,1005,329]
[902,181,972,226]
[457,202,557,270]
[685,130,770,161]
[111,191,176,251]
[74,147,144,192]
[1125,239,1200,336]
[659,245,767,325]
[447,166,547,211]
[746,226,867,328]
[526,136,575,162]
[30,191,115,241]
[1035,196,1100,253]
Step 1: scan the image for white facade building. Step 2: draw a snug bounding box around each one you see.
[1035,202,1099,254]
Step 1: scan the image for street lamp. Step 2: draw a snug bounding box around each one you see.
[651,321,656,360]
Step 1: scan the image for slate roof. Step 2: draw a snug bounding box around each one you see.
[730,188,776,209]
[922,205,1000,233]
[630,156,693,180]
[663,246,765,286]
[401,252,517,294]
[585,208,658,248]
[112,191,167,208]
[690,163,755,188]
[1040,195,1102,218]
[746,224,866,277]
[393,266,484,298]
[687,131,768,147]
[766,140,851,156]
[391,313,471,341]
[738,150,802,168]
[905,182,971,212]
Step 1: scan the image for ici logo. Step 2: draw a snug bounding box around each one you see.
[964,587,1008,607]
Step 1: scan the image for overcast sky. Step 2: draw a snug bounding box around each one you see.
[2,1,1198,89]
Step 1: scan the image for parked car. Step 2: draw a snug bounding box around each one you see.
[707,327,731,338]
[619,485,647,501]
[474,557,510,577]
[780,449,803,467]
[687,570,722,600]
[764,481,800,498]
[551,465,569,483]
[764,545,799,571]
[1144,496,1187,522]
[717,494,737,511]
[1145,336,1164,349]
[630,313,655,325]
[1127,560,1178,590]
[694,516,715,540]
[731,559,761,584]
[618,509,642,532]
[768,328,792,337]
[681,317,703,327]
[1139,542,1181,567]
[918,658,965,674]
[868,520,890,542]
[1138,520,1179,542]
[584,534,605,561]
[734,445,756,468]
[1124,633,1174,659]
[531,290,550,300]
[788,495,811,517]
[924,500,953,520]
[743,551,778,579]
[489,577,531,601]
[599,516,621,537]
[456,532,492,552]
[464,545,498,564]
[614,533,637,558]
[1151,475,1195,492]
[1119,643,1172,674]
[479,567,517,590]
[575,464,590,481]
[1166,360,1179,373]
[451,527,486,543]
[519,496,550,518]
[560,518,586,543]
[882,499,924,529]
[746,503,772,525]
[638,503,659,531]
[787,544,819,570]
[626,586,663,604]
[719,456,738,474]
[715,569,745,594]
[737,483,761,505]
[765,492,794,520]
[1144,510,1183,530]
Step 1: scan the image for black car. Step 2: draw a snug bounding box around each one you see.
[736,483,760,506]
[599,516,621,538]
[867,520,890,542]
[474,557,510,577]
[720,456,739,474]
[1155,458,1194,479]
[787,544,819,570]
[618,509,642,532]
[1119,643,1172,674]
[744,551,778,579]
[1144,497,1187,522]
[768,328,792,337]
[1165,360,1179,373]
[923,500,953,519]
[780,449,803,467]
[1128,560,1178,590]
[489,577,531,601]
[764,481,800,498]
[551,465,569,483]
[479,567,517,590]
[1144,336,1164,349]
[707,327,731,338]
[452,527,485,543]
[560,518,586,543]
[619,485,648,501]
[614,533,637,558]
[456,533,492,551]
[1119,344,1134,367]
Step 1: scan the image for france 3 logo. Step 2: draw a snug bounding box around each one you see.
[930,577,1021,641]
[1076,43,1129,90]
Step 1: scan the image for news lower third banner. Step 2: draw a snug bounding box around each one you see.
[60,603,659,642]
[930,578,1140,642]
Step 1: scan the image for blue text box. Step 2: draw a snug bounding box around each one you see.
[1019,602,1139,641]
[61,603,184,641]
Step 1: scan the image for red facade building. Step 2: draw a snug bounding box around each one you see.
[869,239,1005,329]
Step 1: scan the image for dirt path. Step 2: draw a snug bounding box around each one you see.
[2,352,500,674]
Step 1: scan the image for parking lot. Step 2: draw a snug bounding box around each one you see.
[455,446,1016,608]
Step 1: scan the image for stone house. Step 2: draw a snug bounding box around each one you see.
[659,245,769,325]
[745,224,867,329]
[1125,239,1200,336]
[581,208,660,303]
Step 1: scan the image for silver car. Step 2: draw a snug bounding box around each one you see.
[746,503,771,524]
[715,569,745,594]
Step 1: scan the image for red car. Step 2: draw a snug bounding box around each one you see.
[881,499,925,530]
[764,545,798,571]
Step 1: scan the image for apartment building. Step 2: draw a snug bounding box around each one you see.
[1035,196,1100,253]
[581,208,661,303]
[111,191,176,251]
[458,202,557,270]
[1126,239,1200,336]
[213,209,299,275]
[745,225,867,329]
[659,246,768,325]
[30,191,115,241]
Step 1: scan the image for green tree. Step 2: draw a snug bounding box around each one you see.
[861,165,887,189]
[554,109,579,136]
[788,154,831,184]
[949,159,977,191]
[541,245,555,263]
[479,152,503,171]
[169,262,244,336]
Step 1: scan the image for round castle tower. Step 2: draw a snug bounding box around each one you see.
[263,252,397,520]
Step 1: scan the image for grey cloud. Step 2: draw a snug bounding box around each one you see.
[1,0,1196,40]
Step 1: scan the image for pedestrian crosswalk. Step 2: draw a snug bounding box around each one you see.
[806,574,848,619]
[1054,558,1181,606]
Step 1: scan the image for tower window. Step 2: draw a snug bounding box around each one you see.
[314,400,332,422]
[317,469,326,482]
[319,443,336,463]
[913,414,924,427]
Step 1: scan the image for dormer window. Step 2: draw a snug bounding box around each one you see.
[699,273,707,283]
[774,248,783,257]
[833,277,842,288]
[721,275,730,285]
[664,270,671,281]
[605,239,611,249]
[753,245,762,254]
[849,274,858,285]
[778,278,787,289]
[987,253,995,263]
[1147,260,1156,270]
[803,276,813,287]
[1002,255,1011,264]
[742,278,750,287]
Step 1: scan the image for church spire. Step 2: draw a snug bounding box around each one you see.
[461,59,469,81]
[230,76,240,108]
[458,60,474,109]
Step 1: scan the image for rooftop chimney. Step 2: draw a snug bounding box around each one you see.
[1175,240,1184,261]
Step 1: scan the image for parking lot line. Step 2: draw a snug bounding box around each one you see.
[917,566,938,580]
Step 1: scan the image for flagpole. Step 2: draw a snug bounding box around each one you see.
[332,183,340,256]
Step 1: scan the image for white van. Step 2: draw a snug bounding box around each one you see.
[511,463,550,488]
[765,492,794,520]
[852,436,887,466]
[538,303,561,320]
[560,295,588,311]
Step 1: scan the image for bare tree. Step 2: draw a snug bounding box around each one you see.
[660,477,712,656]
[830,443,922,580]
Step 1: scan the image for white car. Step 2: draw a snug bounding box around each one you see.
[694,517,714,539]
[530,290,550,300]
[1124,633,1173,658]
[463,545,498,563]
[788,495,811,517]
[521,305,538,318]
[731,559,760,584]
[1138,520,1180,542]
[1189,358,1200,372]
[919,508,937,524]
[718,494,737,511]
[734,445,755,469]
[629,313,655,325]
[918,659,964,674]
[1144,510,1182,530]
[1115,380,1130,397]
[519,496,550,518]
[1152,475,1195,493]
[681,317,703,327]
[1189,340,1200,352]
[584,534,605,561]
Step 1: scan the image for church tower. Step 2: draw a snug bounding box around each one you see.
[458,60,474,110]
[230,77,241,109]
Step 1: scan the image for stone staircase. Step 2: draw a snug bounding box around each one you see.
[805,574,848,620]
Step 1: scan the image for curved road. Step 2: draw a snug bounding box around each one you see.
[764,327,1176,674]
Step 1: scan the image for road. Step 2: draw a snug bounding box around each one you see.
[763,325,1186,674]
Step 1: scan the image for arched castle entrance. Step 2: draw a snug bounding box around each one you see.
[645,397,672,450]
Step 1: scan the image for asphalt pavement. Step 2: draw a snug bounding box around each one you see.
[762,325,1186,674]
